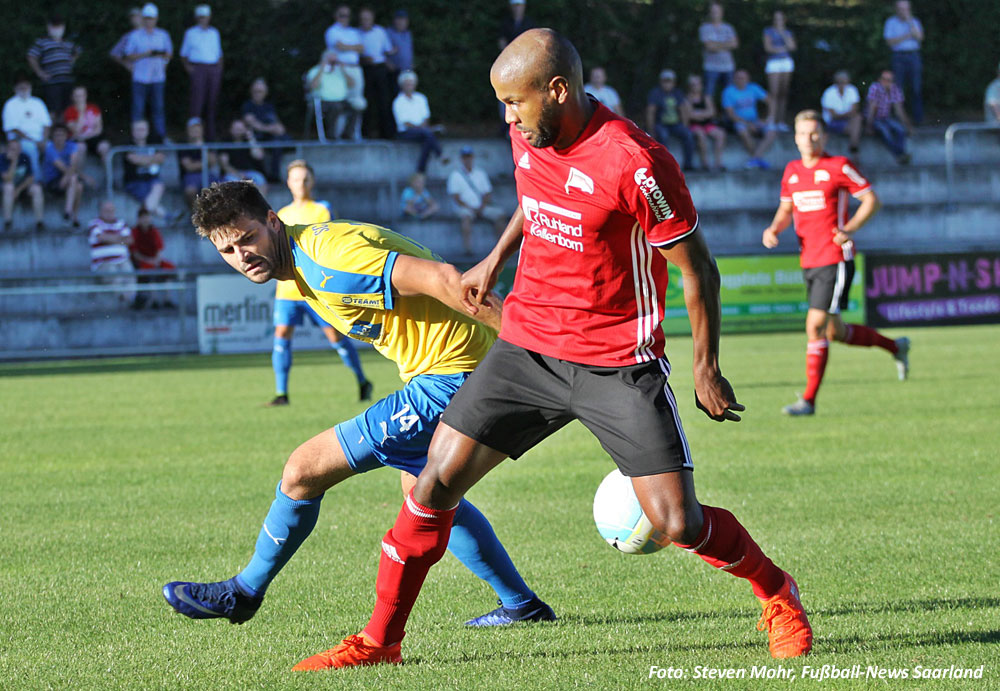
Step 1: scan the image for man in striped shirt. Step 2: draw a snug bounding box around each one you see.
[26,15,81,119]
[88,200,136,305]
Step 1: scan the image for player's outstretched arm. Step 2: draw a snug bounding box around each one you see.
[657,230,744,422]
[392,254,503,331]
[762,200,793,248]
[460,207,525,310]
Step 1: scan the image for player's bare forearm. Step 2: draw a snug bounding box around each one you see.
[763,201,793,248]
[391,254,502,330]
[841,190,880,234]
[461,207,524,308]
[658,231,743,422]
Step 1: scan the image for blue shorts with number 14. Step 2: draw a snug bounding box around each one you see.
[334,372,471,476]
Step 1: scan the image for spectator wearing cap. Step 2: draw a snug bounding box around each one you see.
[178,117,219,207]
[447,147,505,255]
[42,123,85,228]
[121,3,173,141]
[865,69,911,164]
[646,69,695,171]
[985,62,1000,124]
[305,50,360,140]
[883,0,923,125]
[584,67,624,116]
[499,0,535,52]
[359,7,397,139]
[821,70,862,153]
[181,4,223,141]
[392,70,444,173]
[110,8,143,73]
[722,68,777,169]
[26,14,82,121]
[3,75,51,180]
[386,10,414,95]
[699,2,739,100]
[325,5,365,140]
[64,85,112,163]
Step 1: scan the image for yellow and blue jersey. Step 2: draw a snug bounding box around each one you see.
[276,200,331,301]
[285,220,495,382]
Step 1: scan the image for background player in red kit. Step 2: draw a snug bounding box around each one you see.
[293,28,812,670]
[763,109,910,416]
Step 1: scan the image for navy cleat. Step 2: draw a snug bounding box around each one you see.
[464,596,557,627]
[162,577,262,624]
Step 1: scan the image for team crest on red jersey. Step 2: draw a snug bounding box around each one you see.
[564,167,594,194]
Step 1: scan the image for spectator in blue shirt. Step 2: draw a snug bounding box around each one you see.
[387,10,413,95]
[400,171,438,219]
[883,0,923,124]
[122,3,173,141]
[722,69,777,168]
[42,123,84,226]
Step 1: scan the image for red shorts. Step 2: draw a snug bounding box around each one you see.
[136,259,176,270]
[689,123,720,135]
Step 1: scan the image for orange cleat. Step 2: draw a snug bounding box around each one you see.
[757,571,813,658]
[291,633,402,671]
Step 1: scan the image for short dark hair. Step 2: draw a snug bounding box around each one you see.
[192,181,273,238]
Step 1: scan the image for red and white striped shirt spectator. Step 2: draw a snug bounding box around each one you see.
[88,201,133,270]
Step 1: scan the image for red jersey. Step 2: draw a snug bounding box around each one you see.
[131,224,164,259]
[779,154,872,269]
[501,101,699,367]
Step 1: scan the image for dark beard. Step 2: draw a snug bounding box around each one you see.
[527,98,560,148]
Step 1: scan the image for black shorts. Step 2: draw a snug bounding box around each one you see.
[803,260,854,314]
[440,339,694,477]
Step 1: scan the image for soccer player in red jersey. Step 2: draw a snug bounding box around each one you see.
[293,28,812,671]
[763,109,910,416]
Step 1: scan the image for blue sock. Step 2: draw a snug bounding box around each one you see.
[447,499,534,609]
[272,337,292,395]
[236,482,323,596]
[332,339,366,386]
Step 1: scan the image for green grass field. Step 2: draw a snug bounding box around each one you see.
[2,326,998,689]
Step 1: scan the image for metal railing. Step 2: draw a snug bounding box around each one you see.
[0,268,202,360]
[103,139,401,219]
[944,121,1000,207]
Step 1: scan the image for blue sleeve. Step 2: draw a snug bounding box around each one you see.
[720,87,733,109]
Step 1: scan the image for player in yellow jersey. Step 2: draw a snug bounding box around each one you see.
[270,160,370,405]
[163,181,554,652]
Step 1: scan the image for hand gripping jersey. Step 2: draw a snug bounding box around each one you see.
[502,101,699,367]
[276,200,332,301]
[779,155,872,269]
[286,220,495,382]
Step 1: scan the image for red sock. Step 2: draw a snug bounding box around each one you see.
[843,324,898,353]
[362,492,457,646]
[675,505,785,600]
[803,338,829,405]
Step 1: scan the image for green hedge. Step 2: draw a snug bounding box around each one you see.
[2,0,996,141]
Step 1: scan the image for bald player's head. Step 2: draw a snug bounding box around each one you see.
[491,28,589,149]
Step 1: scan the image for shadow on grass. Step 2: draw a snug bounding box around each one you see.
[815,596,1000,618]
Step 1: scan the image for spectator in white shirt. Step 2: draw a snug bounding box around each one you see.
[325,5,365,140]
[392,70,444,173]
[446,146,505,255]
[584,66,624,116]
[2,74,52,179]
[821,70,862,153]
[180,4,223,140]
[359,7,396,139]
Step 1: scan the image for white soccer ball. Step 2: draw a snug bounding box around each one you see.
[593,468,668,555]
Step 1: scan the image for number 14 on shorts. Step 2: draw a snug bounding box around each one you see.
[379,404,420,442]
